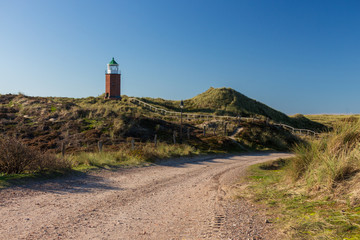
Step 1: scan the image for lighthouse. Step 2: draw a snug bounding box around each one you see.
[105,58,121,99]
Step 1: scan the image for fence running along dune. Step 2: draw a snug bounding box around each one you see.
[128,98,319,136]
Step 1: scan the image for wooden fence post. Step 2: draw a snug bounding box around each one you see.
[61,141,65,157]
[154,134,157,147]
[98,140,103,152]
[131,138,135,150]
[203,126,206,136]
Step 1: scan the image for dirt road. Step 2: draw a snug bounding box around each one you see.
[0,152,293,240]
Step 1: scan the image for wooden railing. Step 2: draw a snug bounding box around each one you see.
[272,123,318,136]
[128,97,319,136]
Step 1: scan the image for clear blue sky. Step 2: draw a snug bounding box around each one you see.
[1,0,360,114]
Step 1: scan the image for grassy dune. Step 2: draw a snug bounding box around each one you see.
[241,120,360,239]
[306,114,360,128]
[142,87,327,132]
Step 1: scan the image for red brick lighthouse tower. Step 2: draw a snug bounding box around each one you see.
[105,58,121,99]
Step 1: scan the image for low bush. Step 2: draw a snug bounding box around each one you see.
[0,136,70,174]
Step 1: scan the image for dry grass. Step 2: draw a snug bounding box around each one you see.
[69,142,199,169]
[306,114,360,128]
[237,120,360,239]
[241,158,360,239]
[290,121,360,191]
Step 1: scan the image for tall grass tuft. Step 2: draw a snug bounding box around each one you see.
[291,121,360,190]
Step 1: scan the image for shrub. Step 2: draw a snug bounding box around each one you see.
[0,136,70,174]
[0,136,37,174]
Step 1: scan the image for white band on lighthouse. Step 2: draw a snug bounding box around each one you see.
[107,57,119,74]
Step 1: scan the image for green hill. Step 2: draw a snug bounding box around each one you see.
[142,87,327,131]
[187,87,288,119]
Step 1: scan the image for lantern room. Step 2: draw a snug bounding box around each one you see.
[107,57,119,74]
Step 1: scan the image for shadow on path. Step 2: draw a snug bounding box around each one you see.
[153,151,280,168]
[0,170,121,199]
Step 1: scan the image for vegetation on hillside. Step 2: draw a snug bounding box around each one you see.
[141,87,327,132]
[235,121,302,151]
[0,94,189,153]
[0,89,310,155]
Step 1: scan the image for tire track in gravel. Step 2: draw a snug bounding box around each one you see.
[0,152,293,240]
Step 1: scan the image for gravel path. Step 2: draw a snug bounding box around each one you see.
[0,152,293,240]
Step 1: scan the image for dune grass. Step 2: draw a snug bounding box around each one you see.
[69,142,200,170]
[241,159,360,239]
[290,121,360,190]
[239,120,360,239]
[306,114,360,128]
